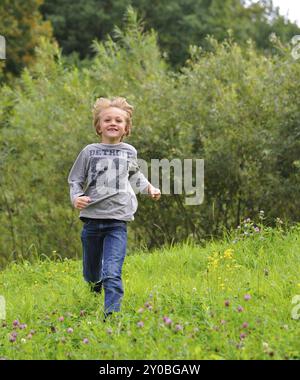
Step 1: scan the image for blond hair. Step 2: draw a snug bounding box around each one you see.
[92,96,134,139]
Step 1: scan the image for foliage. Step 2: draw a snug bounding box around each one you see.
[0,0,53,82]
[40,0,300,68]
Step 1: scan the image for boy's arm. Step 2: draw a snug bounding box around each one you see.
[128,151,150,195]
[68,148,88,206]
[128,150,160,200]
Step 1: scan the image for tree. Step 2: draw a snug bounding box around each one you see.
[40,0,300,68]
[0,0,52,82]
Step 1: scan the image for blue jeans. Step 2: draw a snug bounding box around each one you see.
[80,218,127,315]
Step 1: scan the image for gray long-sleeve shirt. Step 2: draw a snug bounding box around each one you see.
[68,142,150,221]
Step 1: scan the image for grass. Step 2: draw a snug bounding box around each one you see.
[0,221,300,360]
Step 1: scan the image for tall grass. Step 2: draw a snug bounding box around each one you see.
[0,223,299,359]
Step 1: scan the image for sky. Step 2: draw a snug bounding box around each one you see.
[266,0,300,26]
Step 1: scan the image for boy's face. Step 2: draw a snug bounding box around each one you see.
[99,107,128,144]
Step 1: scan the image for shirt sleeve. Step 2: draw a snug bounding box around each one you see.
[128,150,150,195]
[68,147,88,205]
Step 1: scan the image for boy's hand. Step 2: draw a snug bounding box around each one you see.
[148,184,161,201]
[74,196,92,210]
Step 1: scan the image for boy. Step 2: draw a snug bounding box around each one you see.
[68,97,160,320]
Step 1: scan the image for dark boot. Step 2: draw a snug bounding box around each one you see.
[103,311,113,322]
[90,281,103,294]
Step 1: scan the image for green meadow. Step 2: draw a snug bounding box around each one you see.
[1,220,299,360]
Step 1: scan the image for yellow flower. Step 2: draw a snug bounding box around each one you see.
[224,249,234,259]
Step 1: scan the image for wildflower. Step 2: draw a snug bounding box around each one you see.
[224,300,230,307]
[254,227,260,233]
[262,342,269,351]
[137,321,144,328]
[30,329,36,335]
[12,320,20,327]
[144,302,151,308]
[9,335,16,343]
[224,249,234,259]
[21,338,26,344]
[106,328,113,335]
[9,332,17,342]
[137,308,144,313]
[163,316,172,325]
[240,333,247,340]
[242,322,249,329]
[27,333,33,339]
[58,316,64,322]
[237,306,244,313]
[220,320,226,325]
[67,327,73,334]
[244,294,251,301]
[19,323,27,330]
[175,324,183,332]
[82,338,89,344]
